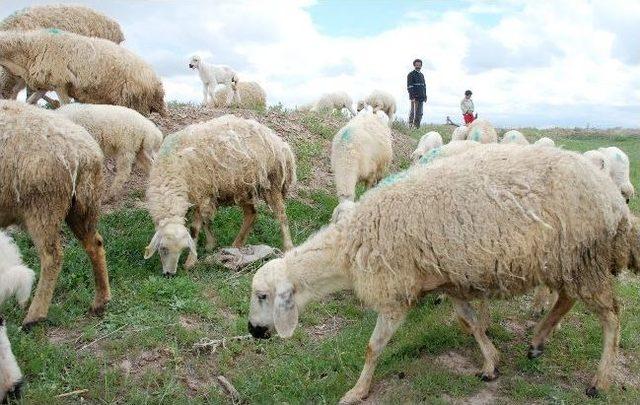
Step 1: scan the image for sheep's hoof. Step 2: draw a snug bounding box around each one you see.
[89,302,109,317]
[586,386,599,398]
[22,318,46,332]
[476,368,499,382]
[339,387,369,404]
[162,272,176,278]
[527,344,544,359]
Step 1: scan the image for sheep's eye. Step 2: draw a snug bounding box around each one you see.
[257,293,267,300]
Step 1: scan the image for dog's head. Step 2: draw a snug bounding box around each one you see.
[188,55,201,69]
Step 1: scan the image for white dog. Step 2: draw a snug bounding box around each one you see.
[0,231,35,308]
[188,55,239,106]
[0,317,23,403]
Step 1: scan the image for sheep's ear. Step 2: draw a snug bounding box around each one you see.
[144,232,161,259]
[187,235,197,261]
[273,281,298,338]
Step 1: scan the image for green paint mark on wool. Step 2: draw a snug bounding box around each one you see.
[615,152,624,162]
[471,128,482,141]
[510,133,517,139]
[340,128,353,142]
[377,171,408,188]
[419,147,441,165]
[48,28,62,35]
[159,133,180,157]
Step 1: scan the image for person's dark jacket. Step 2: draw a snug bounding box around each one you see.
[407,69,426,101]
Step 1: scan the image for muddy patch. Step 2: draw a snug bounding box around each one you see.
[119,347,174,378]
[435,351,477,376]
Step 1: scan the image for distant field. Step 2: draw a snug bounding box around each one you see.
[2,107,639,404]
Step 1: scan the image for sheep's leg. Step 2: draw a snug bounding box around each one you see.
[66,209,110,316]
[135,147,154,174]
[528,290,574,358]
[452,297,500,380]
[108,153,134,201]
[54,89,71,105]
[201,204,217,251]
[22,218,63,329]
[339,312,406,405]
[265,190,294,251]
[232,202,257,248]
[582,290,620,397]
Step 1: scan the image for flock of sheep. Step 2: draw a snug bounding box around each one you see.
[0,4,638,404]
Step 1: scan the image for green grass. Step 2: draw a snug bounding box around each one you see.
[1,132,639,404]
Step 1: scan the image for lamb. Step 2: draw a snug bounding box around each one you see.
[0,317,22,404]
[584,147,635,203]
[0,4,125,103]
[0,231,35,308]
[410,131,443,162]
[212,81,267,109]
[500,130,529,145]
[189,55,239,106]
[534,137,555,147]
[330,111,392,220]
[0,30,166,116]
[0,100,110,328]
[356,90,397,125]
[144,115,296,275]
[450,119,498,143]
[57,103,164,201]
[248,144,638,403]
[301,91,356,116]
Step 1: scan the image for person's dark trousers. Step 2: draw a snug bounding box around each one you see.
[409,99,424,128]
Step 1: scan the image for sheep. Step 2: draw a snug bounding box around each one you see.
[301,91,356,116]
[248,143,638,402]
[0,231,35,308]
[330,111,392,221]
[144,114,297,275]
[188,55,239,106]
[450,119,498,144]
[0,317,22,404]
[500,130,529,145]
[0,4,125,103]
[534,137,555,147]
[212,81,267,109]
[410,131,443,162]
[57,103,164,201]
[356,90,397,125]
[0,29,166,116]
[0,100,110,328]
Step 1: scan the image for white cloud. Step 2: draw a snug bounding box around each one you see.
[1,0,639,128]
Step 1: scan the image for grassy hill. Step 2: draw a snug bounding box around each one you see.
[2,105,639,404]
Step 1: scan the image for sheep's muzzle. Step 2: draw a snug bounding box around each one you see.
[248,321,271,339]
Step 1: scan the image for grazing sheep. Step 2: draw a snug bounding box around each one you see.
[585,147,635,203]
[0,30,166,116]
[331,111,392,204]
[500,130,529,145]
[466,119,498,143]
[57,103,163,200]
[356,90,397,125]
[248,144,638,402]
[450,125,469,141]
[302,91,356,116]
[0,317,22,404]
[144,115,296,275]
[534,137,555,147]
[189,55,239,106]
[212,81,267,109]
[0,100,110,328]
[0,4,125,103]
[0,231,35,308]
[411,131,443,162]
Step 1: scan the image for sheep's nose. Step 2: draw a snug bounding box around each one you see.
[248,322,271,339]
[7,379,24,401]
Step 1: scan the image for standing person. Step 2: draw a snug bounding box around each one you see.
[407,59,426,128]
[461,90,475,124]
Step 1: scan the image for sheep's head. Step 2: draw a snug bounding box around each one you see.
[248,258,298,339]
[144,223,197,275]
[356,100,365,112]
[188,55,201,69]
[621,183,635,204]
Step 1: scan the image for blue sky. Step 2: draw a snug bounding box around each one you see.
[1,0,639,128]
